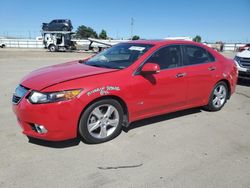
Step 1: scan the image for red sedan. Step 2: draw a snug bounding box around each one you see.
[12,40,238,143]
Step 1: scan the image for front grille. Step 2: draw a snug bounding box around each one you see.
[12,85,29,104]
[239,57,250,68]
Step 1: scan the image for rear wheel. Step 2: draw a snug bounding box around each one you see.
[62,26,68,31]
[79,99,123,144]
[205,81,228,111]
[42,26,49,31]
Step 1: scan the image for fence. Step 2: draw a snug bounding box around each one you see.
[0,38,248,51]
[0,39,44,48]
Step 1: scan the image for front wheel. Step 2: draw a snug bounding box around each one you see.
[79,99,124,144]
[205,81,228,111]
[49,44,57,52]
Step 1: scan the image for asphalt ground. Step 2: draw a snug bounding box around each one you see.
[0,49,249,188]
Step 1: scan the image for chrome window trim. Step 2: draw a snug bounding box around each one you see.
[134,43,217,76]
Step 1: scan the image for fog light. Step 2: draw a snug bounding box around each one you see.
[34,124,48,134]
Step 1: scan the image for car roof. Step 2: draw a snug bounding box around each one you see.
[53,19,70,21]
[127,39,200,46]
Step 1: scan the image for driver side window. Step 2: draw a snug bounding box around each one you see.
[146,45,181,70]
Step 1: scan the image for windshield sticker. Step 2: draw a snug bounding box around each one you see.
[129,46,145,51]
[87,86,120,96]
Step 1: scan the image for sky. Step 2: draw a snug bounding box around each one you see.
[0,0,249,42]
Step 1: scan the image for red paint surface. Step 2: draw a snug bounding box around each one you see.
[13,40,238,141]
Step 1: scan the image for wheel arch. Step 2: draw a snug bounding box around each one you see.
[216,79,231,99]
[77,95,129,135]
[48,44,57,52]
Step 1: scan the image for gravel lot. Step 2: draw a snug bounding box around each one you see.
[0,49,250,188]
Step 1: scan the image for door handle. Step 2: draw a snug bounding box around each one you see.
[176,73,186,78]
[208,66,216,71]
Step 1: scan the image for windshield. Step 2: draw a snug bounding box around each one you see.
[84,43,153,69]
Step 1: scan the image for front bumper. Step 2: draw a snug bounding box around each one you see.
[12,97,84,141]
[238,70,250,78]
[235,57,250,77]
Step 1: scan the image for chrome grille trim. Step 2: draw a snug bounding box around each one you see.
[238,57,250,68]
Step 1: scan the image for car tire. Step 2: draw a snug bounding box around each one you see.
[49,44,57,52]
[79,99,124,144]
[204,81,228,111]
[62,26,68,31]
[42,26,49,31]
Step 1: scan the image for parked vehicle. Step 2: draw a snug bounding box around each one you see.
[42,31,112,52]
[42,19,73,31]
[210,41,224,52]
[0,42,6,48]
[234,48,250,78]
[12,40,238,144]
[238,43,250,52]
[42,31,76,52]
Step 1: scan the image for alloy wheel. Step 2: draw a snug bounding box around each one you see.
[87,104,119,139]
[212,84,227,108]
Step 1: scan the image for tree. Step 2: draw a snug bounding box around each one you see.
[132,35,140,40]
[193,35,202,43]
[75,25,98,39]
[99,29,108,39]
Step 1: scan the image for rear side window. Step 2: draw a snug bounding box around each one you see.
[183,45,215,66]
[146,45,181,70]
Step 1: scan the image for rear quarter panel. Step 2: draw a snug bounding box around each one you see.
[209,48,238,95]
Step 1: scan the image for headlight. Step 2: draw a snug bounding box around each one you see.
[28,89,82,104]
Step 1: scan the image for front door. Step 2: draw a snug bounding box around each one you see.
[130,45,188,120]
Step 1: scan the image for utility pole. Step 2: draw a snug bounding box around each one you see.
[131,17,134,40]
[116,30,119,39]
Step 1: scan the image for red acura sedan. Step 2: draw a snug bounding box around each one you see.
[12,40,238,143]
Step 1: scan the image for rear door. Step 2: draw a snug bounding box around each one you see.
[130,45,188,119]
[182,45,217,106]
[56,20,62,30]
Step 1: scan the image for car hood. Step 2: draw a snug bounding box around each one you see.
[20,61,118,91]
[237,49,250,58]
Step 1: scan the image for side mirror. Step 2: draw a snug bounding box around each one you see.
[141,63,160,74]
